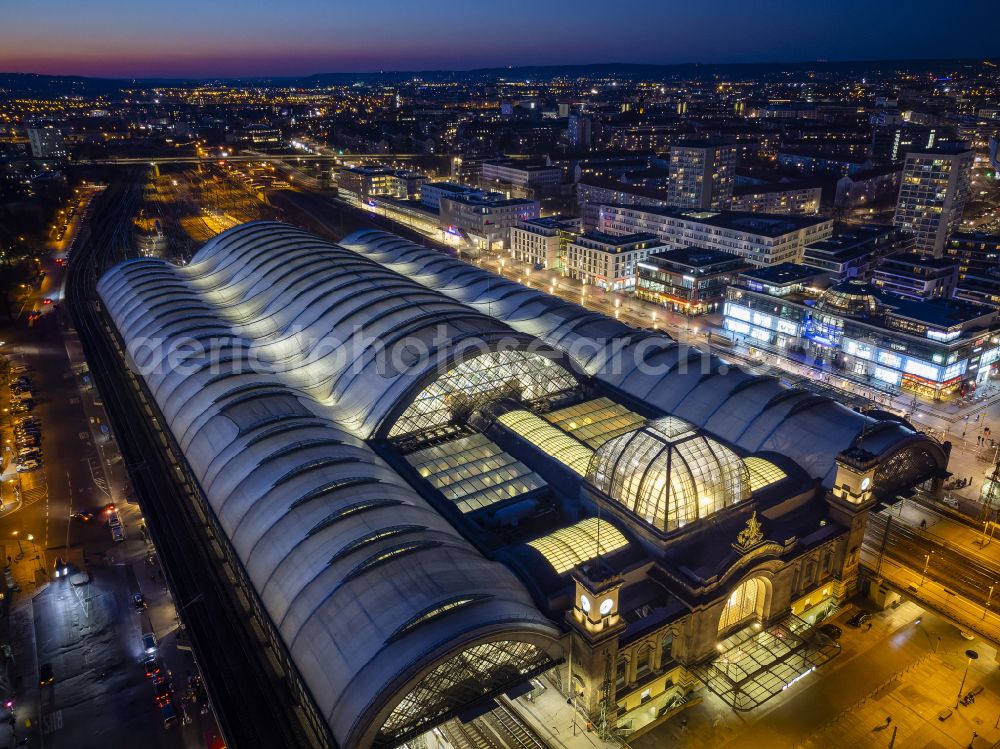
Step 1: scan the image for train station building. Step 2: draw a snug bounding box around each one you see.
[97,223,949,748]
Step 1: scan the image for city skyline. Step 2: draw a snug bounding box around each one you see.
[1,0,996,78]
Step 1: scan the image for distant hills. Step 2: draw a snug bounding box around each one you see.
[0,58,993,97]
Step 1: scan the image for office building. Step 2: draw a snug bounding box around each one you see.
[508,215,581,270]
[802,225,912,282]
[724,267,1000,398]
[100,222,949,749]
[236,124,282,149]
[337,167,426,203]
[667,140,737,210]
[946,232,1000,308]
[893,144,974,256]
[871,253,959,301]
[27,124,66,158]
[481,159,562,191]
[420,181,481,211]
[597,204,833,267]
[636,246,750,314]
[439,192,540,251]
[564,231,668,290]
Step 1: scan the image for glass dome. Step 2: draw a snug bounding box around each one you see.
[814,280,882,318]
[586,416,751,533]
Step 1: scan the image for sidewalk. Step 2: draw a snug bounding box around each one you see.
[506,674,620,749]
[627,602,997,749]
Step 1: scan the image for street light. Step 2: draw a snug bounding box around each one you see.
[956,649,979,708]
[12,531,22,556]
[984,584,996,620]
[920,552,933,585]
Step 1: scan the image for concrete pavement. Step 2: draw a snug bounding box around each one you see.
[629,602,999,749]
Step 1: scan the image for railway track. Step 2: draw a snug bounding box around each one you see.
[65,172,325,749]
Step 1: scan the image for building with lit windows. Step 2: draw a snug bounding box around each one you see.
[723,266,1000,398]
[481,159,563,191]
[508,215,581,270]
[439,192,540,252]
[893,143,974,256]
[730,181,822,216]
[26,124,66,158]
[98,223,950,749]
[667,139,737,210]
[636,246,749,315]
[420,181,481,210]
[871,253,958,301]
[564,231,668,291]
[801,225,913,282]
[597,204,833,267]
[946,232,1000,309]
[337,167,426,204]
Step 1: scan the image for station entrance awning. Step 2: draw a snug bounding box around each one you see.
[691,615,841,710]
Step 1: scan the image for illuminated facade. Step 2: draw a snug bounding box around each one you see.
[893,144,974,257]
[667,139,737,210]
[99,223,950,748]
[724,266,1000,398]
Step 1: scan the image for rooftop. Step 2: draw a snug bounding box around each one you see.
[573,231,665,250]
[645,245,746,269]
[601,204,832,235]
[740,262,828,286]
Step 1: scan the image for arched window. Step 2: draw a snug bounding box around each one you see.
[718,577,767,632]
[635,644,654,680]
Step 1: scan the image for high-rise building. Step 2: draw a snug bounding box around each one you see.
[26,124,66,158]
[893,143,974,257]
[667,139,737,209]
[567,112,592,150]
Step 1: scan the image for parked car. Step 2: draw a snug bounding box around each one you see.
[17,447,42,460]
[142,632,157,656]
[160,702,178,728]
[153,680,172,707]
[818,623,842,640]
[847,611,872,628]
[143,656,163,678]
[16,459,41,473]
[132,592,147,612]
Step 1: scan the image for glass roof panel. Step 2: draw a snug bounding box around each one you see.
[526,517,629,574]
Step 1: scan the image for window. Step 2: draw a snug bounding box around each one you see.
[718,577,765,632]
[526,517,628,574]
[496,410,594,475]
[660,634,674,666]
[635,645,653,679]
[615,659,628,690]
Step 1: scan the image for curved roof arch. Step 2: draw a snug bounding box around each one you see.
[342,229,947,491]
[97,224,565,748]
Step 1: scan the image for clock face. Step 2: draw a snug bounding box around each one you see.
[599,598,614,616]
[580,594,591,613]
[861,477,871,491]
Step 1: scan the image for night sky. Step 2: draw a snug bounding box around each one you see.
[0,0,993,78]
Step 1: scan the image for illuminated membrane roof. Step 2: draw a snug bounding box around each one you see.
[97,222,565,749]
[342,229,945,488]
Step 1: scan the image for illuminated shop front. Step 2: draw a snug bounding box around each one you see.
[724,267,1000,399]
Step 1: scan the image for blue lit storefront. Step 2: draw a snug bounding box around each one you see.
[724,274,1000,400]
